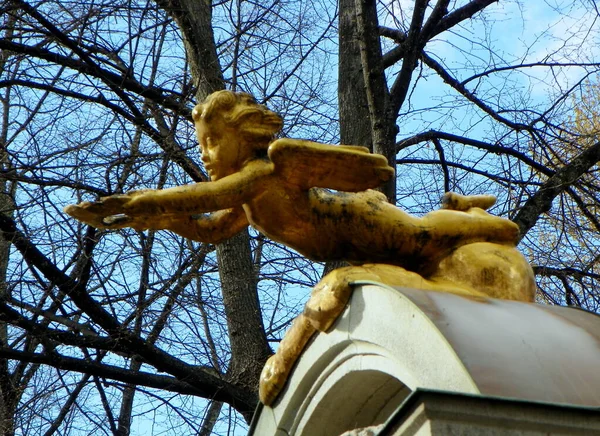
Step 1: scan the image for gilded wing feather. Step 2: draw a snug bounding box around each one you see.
[268,139,394,192]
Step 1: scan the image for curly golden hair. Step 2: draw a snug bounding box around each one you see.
[192,90,283,148]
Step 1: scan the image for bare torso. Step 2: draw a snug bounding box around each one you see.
[238,163,535,302]
[242,167,516,268]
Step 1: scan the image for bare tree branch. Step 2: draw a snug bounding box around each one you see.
[514,140,600,239]
[0,212,257,412]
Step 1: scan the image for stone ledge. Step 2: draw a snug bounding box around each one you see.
[382,389,600,435]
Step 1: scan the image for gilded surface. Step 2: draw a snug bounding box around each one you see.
[64,91,536,406]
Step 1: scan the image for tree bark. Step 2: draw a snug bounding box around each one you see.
[158,0,271,419]
[216,232,271,388]
[353,0,397,202]
[0,172,16,436]
[339,0,373,151]
[324,0,378,276]
[155,0,225,98]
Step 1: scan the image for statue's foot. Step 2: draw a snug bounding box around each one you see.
[438,192,518,244]
[259,314,316,405]
[259,354,287,405]
[442,192,496,211]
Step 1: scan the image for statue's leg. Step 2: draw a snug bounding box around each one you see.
[439,192,518,235]
[303,266,381,331]
[422,193,535,302]
[441,192,497,211]
[259,266,376,405]
[418,208,519,254]
[259,314,315,405]
[302,263,489,332]
[259,266,381,405]
[431,242,536,302]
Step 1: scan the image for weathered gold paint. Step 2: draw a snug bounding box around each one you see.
[64,91,536,406]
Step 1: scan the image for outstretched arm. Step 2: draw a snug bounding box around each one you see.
[161,207,249,243]
[64,160,274,229]
[85,206,249,244]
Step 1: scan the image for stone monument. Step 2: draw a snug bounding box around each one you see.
[65,91,600,435]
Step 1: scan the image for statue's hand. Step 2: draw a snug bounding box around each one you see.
[64,189,156,230]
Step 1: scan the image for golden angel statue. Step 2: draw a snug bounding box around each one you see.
[64,90,535,405]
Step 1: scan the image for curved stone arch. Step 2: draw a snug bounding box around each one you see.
[252,283,480,435]
[251,282,600,435]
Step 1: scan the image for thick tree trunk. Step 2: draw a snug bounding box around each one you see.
[339,0,373,151]
[0,174,16,435]
[352,0,397,202]
[216,232,271,387]
[0,122,16,436]
[157,0,271,419]
[157,0,225,98]
[0,191,15,435]
[323,0,379,276]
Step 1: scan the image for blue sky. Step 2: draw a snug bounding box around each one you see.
[17,1,596,434]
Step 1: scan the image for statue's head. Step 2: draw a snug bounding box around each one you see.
[192,90,283,149]
[192,91,283,180]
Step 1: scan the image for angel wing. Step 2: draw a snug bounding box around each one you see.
[267,138,394,192]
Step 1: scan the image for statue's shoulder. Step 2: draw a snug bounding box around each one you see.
[267,138,394,192]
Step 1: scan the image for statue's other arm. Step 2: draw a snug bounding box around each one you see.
[160,207,249,243]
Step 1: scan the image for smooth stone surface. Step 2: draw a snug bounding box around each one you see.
[250,283,600,436]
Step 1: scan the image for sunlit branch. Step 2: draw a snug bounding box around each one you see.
[397,130,552,175]
[513,140,600,239]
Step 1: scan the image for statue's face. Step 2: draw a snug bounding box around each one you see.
[196,117,250,181]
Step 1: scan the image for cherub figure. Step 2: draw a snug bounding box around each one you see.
[64,90,535,405]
